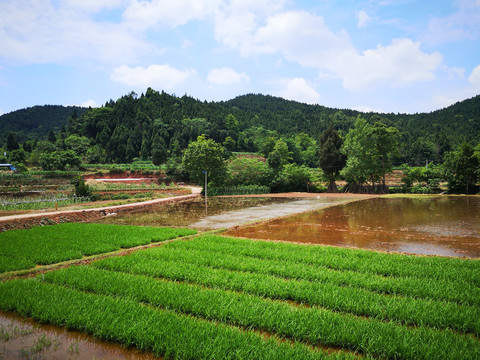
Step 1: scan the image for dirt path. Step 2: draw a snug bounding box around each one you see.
[0,187,202,232]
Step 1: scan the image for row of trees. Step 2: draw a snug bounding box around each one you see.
[179,116,480,194]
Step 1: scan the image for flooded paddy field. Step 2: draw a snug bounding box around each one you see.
[95,195,356,230]
[226,196,480,258]
[0,311,159,360]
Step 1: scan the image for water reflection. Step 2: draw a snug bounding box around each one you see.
[96,196,351,230]
[0,311,159,360]
[226,196,480,258]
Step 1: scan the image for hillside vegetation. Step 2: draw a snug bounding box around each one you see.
[1,90,479,165]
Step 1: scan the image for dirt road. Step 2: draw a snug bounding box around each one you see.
[0,187,202,232]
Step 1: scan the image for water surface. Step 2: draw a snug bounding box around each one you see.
[0,311,159,360]
[96,196,352,230]
[226,196,480,258]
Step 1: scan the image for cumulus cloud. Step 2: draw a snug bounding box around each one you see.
[123,0,222,29]
[278,78,320,104]
[468,65,480,90]
[425,0,480,44]
[207,67,250,85]
[342,38,443,90]
[81,99,99,108]
[0,0,154,65]
[357,10,371,28]
[111,64,195,89]
[215,10,442,91]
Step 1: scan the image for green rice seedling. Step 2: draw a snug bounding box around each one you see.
[171,235,480,286]
[138,242,480,306]
[93,253,480,336]
[0,224,196,273]
[41,265,480,360]
[0,279,360,360]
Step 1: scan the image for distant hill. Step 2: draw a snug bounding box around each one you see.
[1,90,479,165]
[0,105,87,143]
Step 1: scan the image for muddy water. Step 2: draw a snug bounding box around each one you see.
[226,196,480,258]
[0,311,160,360]
[96,196,352,230]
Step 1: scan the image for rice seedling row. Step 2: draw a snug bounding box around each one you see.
[92,253,480,336]
[40,265,480,360]
[0,223,196,273]
[0,279,358,360]
[171,235,480,286]
[135,243,480,306]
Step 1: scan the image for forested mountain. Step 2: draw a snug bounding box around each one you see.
[0,105,87,144]
[2,89,479,165]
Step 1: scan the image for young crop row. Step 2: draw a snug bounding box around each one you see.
[93,253,480,337]
[88,182,171,191]
[173,235,480,286]
[0,195,89,211]
[133,244,480,306]
[0,279,359,360]
[39,265,480,360]
[0,224,196,273]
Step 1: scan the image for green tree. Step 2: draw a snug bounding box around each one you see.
[47,130,57,143]
[151,134,168,166]
[64,135,90,156]
[6,132,19,151]
[443,143,479,194]
[226,157,273,186]
[318,125,346,192]
[225,113,239,139]
[182,135,227,186]
[267,139,292,172]
[223,136,236,152]
[341,117,398,193]
[8,149,26,164]
[272,164,313,192]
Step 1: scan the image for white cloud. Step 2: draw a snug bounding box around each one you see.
[278,77,320,104]
[63,0,126,13]
[207,67,250,85]
[468,65,480,91]
[81,100,99,108]
[123,0,222,29]
[217,10,442,91]
[425,0,480,44]
[111,64,195,89]
[342,38,442,90]
[357,10,371,28]
[0,1,156,65]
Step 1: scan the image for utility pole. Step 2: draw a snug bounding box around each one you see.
[204,170,207,197]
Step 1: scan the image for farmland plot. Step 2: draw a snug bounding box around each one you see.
[0,223,196,273]
[1,235,479,359]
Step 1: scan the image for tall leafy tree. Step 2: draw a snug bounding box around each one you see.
[151,134,168,166]
[182,135,227,186]
[267,139,292,172]
[443,142,479,194]
[318,125,346,192]
[6,132,19,152]
[341,117,398,193]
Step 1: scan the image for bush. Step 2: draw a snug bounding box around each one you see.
[207,185,270,196]
[271,164,314,193]
[71,177,92,198]
[225,157,273,187]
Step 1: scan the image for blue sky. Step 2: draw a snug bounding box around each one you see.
[0,0,479,115]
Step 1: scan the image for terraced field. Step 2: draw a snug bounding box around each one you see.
[1,234,479,359]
